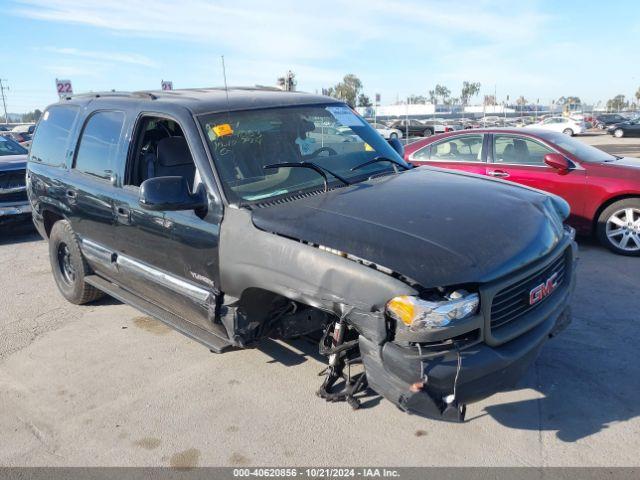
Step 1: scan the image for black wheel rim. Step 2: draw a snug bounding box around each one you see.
[57,242,76,285]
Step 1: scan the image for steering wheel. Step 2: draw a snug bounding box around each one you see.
[306,146,338,159]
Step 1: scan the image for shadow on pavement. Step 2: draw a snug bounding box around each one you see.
[0,225,40,245]
[484,234,640,441]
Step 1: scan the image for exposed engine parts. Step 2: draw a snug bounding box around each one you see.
[316,318,368,410]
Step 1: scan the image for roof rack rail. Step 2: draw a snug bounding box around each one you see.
[63,91,138,101]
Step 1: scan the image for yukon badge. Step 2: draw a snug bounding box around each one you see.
[529,272,559,305]
[190,271,215,287]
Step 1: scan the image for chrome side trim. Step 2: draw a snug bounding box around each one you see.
[82,238,118,273]
[80,238,212,304]
[116,255,211,304]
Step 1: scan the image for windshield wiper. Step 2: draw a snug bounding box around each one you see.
[350,156,410,174]
[263,161,351,193]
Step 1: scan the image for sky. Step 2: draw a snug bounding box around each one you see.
[1,0,639,113]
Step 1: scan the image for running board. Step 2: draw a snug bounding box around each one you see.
[85,275,233,353]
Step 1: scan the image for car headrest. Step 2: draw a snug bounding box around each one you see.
[156,136,192,167]
[438,142,452,155]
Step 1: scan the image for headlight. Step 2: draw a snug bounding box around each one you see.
[386,290,479,331]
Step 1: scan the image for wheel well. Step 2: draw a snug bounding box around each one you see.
[42,210,64,238]
[592,195,640,233]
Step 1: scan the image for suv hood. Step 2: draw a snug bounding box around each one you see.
[251,167,567,288]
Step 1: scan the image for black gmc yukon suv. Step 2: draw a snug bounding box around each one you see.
[27,88,576,421]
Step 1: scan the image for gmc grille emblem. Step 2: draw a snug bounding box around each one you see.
[529,272,559,305]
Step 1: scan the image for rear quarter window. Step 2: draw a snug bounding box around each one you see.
[29,105,80,165]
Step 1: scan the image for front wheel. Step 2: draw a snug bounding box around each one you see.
[49,220,104,304]
[422,129,433,137]
[614,128,624,138]
[562,128,574,136]
[596,199,640,256]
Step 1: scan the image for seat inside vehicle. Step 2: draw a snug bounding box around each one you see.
[128,117,196,188]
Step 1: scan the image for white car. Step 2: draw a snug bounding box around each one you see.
[527,116,586,136]
[370,122,403,139]
[11,124,36,135]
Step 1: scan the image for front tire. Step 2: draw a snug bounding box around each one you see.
[49,220,104,304]
[596,199,640,256]
[422,129,433,137]
[562,128,574,136]
[614,128,624,138]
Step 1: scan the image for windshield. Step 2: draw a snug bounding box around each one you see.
[0,135,28,156]
[200,104,409,203]
[536,131,616,162]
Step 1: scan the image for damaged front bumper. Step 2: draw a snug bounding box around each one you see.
[359,242,577,422]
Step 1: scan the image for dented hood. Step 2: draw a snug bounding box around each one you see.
[251,167,567,287]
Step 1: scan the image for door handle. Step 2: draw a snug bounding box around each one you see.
[116,206,130,218]
[488,170,510,178]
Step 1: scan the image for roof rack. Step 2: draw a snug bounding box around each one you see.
[63,91,140,101]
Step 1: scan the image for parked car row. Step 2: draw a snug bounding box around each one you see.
[606,118,640,138]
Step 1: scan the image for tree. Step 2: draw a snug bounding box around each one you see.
[607,94,626,111]
[516,96,527,106]
[357,93,372,107]
[557,96,581,106]
[635,87,640,103]
[434,84,450,104]
[428,90,437,104]
[407,94,426,104]
[460,81,481,106]
[483,95,496,106]
[327,74,363,107]
[21,109,42,123]
[277,71,296,91]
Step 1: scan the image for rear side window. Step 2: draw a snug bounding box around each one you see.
[430,135,484,162]
[29,105,79,165]
[74,111,125,180]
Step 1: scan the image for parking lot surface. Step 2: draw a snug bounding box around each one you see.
[1,134,639,467]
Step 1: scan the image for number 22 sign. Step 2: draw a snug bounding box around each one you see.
[56,79,73,97]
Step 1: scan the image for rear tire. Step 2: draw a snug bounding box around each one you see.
[562,128,574,136]
[614,128,624,138]
[49,220,104,304]
[596,198,640,256]
[422,129,433,137]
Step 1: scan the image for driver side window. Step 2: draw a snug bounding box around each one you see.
[125,116,197,189]
[493,135,554,165]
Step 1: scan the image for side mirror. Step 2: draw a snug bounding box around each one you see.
[139,176,206,211]
[387,137,404,157]
[544,153,571,173]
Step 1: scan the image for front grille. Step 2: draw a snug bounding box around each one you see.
[490,253,567,329]
[0,170,27,203]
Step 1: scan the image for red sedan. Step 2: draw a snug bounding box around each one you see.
[404,128,640,255]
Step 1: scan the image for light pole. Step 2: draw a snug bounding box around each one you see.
[0,79,8,124]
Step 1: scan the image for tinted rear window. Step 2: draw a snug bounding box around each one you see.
[29,105,79,165]
[74,111,125,180]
